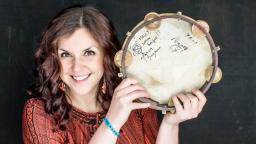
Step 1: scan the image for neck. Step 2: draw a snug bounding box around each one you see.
[67,89,103,113]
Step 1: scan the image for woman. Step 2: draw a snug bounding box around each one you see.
[22,5,207,144]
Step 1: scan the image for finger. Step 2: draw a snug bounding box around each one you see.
[115,84,146,98]
[176,94,191,111]
[172,96,183,113]
[192,90,207,112]
[123,90,150,102]
[131,102,151,110]
[192,89,206,103]
[186,94,199,110]
[115,78,139,91]
[187,94,200,118]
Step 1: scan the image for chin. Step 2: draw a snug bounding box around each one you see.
[70,86,98,97]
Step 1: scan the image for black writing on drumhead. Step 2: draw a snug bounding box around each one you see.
[169,33,198,53]
[131,41,161,61]
[130,30,161,61]
[132,42,142,55]
[169,37,189,53]
[140,30,160,46]
[185,33,198,44]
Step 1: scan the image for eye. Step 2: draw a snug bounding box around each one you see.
[84,50,96,56]
[60,52,71,57]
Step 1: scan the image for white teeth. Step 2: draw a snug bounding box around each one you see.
[72,75,89,81]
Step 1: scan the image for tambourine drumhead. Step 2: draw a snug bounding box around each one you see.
[117,12,221,112]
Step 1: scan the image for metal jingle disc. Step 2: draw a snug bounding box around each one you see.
[114,50,133,67]
[192,20,210,37]
[144,12,161,30]
[205,66,223,83]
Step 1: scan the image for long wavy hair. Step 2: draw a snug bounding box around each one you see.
[29,5,121,130]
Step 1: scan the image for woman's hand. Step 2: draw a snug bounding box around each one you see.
[162,89,207,126]
[106,78,151,130]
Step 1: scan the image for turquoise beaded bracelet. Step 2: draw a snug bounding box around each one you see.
[103,117,120,137]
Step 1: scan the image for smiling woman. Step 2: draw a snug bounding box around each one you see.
[22,5,159,144]
[58,28,105,113]
[22,4,207,144]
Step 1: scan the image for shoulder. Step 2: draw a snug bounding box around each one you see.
[22,98,68,143]
[22,97,54,124]
[23,97,49,121]
[23,98,46,117]
[23,98,44,110]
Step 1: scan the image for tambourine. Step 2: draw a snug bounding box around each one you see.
[114,12,222,114]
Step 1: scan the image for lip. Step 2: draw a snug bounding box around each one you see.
[71,73,91,82]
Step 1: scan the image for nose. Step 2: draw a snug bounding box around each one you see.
[71,57,84,73]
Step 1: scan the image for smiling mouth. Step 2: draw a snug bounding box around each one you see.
[72,74,91,81]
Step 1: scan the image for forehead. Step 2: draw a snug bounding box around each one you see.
[57,28,101,51]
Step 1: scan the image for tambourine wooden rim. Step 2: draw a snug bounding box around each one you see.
[119,12,220,113]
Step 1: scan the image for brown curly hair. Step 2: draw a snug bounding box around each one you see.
[29,5,121,130]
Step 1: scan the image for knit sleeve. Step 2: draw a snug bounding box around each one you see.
[22,98,66,144]
[140,108,160,144]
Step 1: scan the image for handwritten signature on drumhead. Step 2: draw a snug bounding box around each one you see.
[132,42,161,61]
[169,33,198,53]
[169,37,189,53]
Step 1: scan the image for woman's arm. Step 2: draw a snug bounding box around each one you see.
[156,90,207,144]
[89,78,151,144]
[156,117,179,144]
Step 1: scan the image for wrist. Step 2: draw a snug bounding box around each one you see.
[103,117,120,137]
[105,114,122,131]
[162,115,180,127]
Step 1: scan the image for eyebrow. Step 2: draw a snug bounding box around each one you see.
[58,47,93,52]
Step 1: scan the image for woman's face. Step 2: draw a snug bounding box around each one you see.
[58,28,104,98]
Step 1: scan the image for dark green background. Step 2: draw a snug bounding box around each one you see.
[0,0,255,143]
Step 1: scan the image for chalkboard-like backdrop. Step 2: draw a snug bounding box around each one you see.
[0,0,255,143]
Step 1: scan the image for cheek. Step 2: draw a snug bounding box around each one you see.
[60,60,71,76]
[86,54,104,69]
[95,56,104,71]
